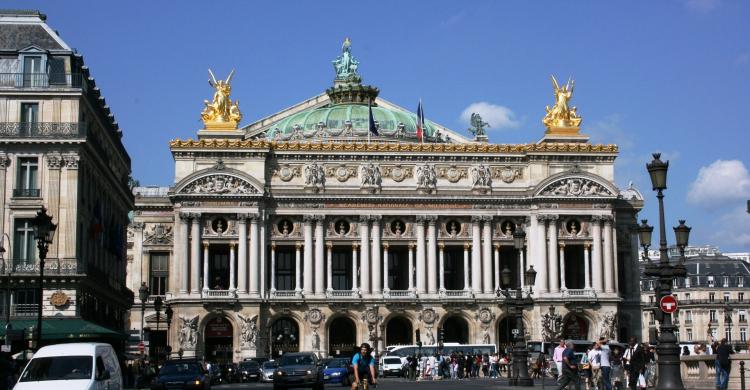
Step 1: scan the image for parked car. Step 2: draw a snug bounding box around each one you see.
[273,352,325,390]
[218,363,238,383]
[260,361,278,383]
[238,360,261,382]
[380,356,404,378]
[15,342,122,390]
[323,357,354,386]
[150,359,210,390]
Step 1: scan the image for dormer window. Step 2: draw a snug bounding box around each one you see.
[724,276,730,287]
[738,276,744,288]
[685,277,691,288]
[22,55,43,87]
[708,276,715,288]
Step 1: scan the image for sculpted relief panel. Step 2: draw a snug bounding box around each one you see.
[180,174,259,195]
[539,177,614,197]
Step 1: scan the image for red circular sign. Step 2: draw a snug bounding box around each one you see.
[660,295,678,314]
[138,342,145,352]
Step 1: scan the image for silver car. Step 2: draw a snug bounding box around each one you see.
[261,361,278,383]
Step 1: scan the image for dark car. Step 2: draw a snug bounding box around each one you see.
[238,360,261,382]
[219,363,238,383]
[150,359,211,390]
[273,352,325,390]
[207,365,222,385]
[323,357,352,386]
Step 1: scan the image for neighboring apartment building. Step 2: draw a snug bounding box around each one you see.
[0,10,133,352]
[640,254,750,350]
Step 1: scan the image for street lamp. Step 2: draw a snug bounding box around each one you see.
[0,233,13,347]
[31,207,56,350]
[153,296,163,364]
[725,305,733,343]
[637,220,654,261]
[138,282,150,352]
[165,302,173,358]
[498,226,536,387]
[641,152,689,390]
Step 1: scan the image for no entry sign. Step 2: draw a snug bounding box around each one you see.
[660,295,678,314]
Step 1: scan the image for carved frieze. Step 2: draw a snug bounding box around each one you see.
[539,177,614,197]
[415,164,437,191]
[143,224,173,245]
[360,163,381,192]
[437,165,467,183]
[273,164,301,182]
[326,164,358,182]
[382,165,413,183]
[492,166,522,183]
[304,162,325,192]
[181,174,259,195]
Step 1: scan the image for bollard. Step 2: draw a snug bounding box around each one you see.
[741,360,746,390]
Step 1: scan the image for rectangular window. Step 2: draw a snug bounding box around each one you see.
[710,310,717,323]
[724,276,730,287]
[149,252,169,296]
[649,312,655,326]
[13,218,36,266]
[22,56,43,87]
[740,310,747,322]
[274,247,294,291]
[685,277,691,288]
[709,292,715,302]
[14,289,38,317]
[686,328,693,341]
[15,157,38,197]
[740,293,745,302]
[685,292,691,301]
[725,327,732,341]
[708,276,715,288]
[20,103,39,136]
[331,249,352,290]
[685,310,692,323]
[739,277,745,288]
[724,292,731,302]
[741,328,747,342]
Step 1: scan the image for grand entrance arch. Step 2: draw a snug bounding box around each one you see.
[385,317,413,346]
[271,317,299,357]
[204,317,233,363]
[442,316,469,344]
[497,317,514,351]
[562,314,589,340]
[328,317,357,357]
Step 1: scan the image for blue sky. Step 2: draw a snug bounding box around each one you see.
[9,0,750,250]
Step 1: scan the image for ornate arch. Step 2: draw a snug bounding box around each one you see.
[173,166,264,197]
[534,170,619,199]
[437,311,476,344]
[561,310,594,340]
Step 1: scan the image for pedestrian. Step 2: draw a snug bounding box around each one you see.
[588,342,602,390]
[482,353,489,377]
[457,351,465,379]
[623,337,646,390]
[408,354,417,381]
[644,345,656,387]
[451,353,458,379]
[716,338,733,390]
[556,340,581,390]
[610,348,625,390]
[598,338,612,390]
[553,339,565,380]
[490,353,498,378]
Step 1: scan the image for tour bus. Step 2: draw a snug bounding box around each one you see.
[382,343,497,362]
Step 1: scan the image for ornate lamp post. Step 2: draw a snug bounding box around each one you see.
[138,282,150,352]
[725,305,733,343]
[498,226,536,387]
[153,296,163,363]
[31,207,56,350]
[640,153,690,390]
[165,302,173,358]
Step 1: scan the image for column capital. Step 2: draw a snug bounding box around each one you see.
[438,242,445,250]
[590,215,603,223]
[423,215,438,224]
[0,153,10,169]
[229,241,236,248]
[359,215,370,223]
[408,242,416,249]
[313,214,326,222]
[203,241,210,248]
[130,222,145,231]
[584,242,592,249]
[369,215,383,223]
[326,241,333,249]
[62,153,80,169]
[601,215,614,224]
[179,212,192,221]
[493,242,501,250]
[464,242,472,250]
[471,215,484,223]
[382,242,390,249]
[545,214,559,222]
[296,241,304,249]
[415,215,428,223]
[189,212,202,220]
[481,215,494,223]
[46,153,63,169]
[536,214,547,222]
[352,242,360,249]
[271,242,277,249]
[303,215,316,223]
[559,242,566,249]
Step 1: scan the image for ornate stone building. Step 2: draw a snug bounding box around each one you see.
[0,10,133,349]
[127,40,643,362]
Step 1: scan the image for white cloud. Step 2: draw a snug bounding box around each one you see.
[460,102,520,131]
[711,207,750,249]
[685,0,720,13]
[687,160,750,208]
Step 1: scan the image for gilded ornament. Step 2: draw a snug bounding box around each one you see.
[201,69,242,130]
[542,75,582,133]
[49,291,69,307]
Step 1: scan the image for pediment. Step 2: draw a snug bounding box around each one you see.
[535,172,618,198]
[174,167,263,197]
[19,45,46,53]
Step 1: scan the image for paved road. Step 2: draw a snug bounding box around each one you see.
[209,377,559,389]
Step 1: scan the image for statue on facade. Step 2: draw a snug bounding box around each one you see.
[332,38,361,82]
[540,310,563,342]
[304,162,326,190]
[178,315,199,349]
[416,164,437,190]
[311,328,320,351]
[471,164,492,188]
[468,113,489,141]
[238,314,259,348]
[201,69,242,129]
[360,163,381,188]
[480,328,491,344]
[542,75,582,129]
[600,312,618,340]
[426,328,435,345]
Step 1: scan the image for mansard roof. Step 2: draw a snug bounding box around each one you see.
[0,10,70,51]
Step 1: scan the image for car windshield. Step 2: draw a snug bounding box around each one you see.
[384,358,402,364]
[240,362,259,369]
[280,355,314,366]
[326,359,348,368]
[20,356,93,382]
[159,362,202,376]
[262,362,278,369]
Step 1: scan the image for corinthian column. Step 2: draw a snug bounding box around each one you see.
[438,242,445,292]
[591,216,603,292]
[237,215,248,294]
[359,216,370,294]
[383,242,390,292]
[270,242,277,292]
[427,216,438,294]
[547,215,559,293]
[482,216,493,294]
[471,216,482,294]
[534,215,549,293]
[371,216,382,294]
[229,242,236,290]
[584,242,591,289]
[493,243,500,292]
[295,242,302,292]
[408,242,415,291]
[603,216,615,293]
[314,215,325,295]
[202,242,209,291]
[559,242,567,290]
[249,215,260,295]
[326,242,333,291]
[352,242,359,292]
[303,216,314,295]
[416,217,426,295]
[463,242,471,291]
[190,214,201,294]
[179,212,190,294]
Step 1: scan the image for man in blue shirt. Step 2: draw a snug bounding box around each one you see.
[352,343,378,389]
[556,341,581,390]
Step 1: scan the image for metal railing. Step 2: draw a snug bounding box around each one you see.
[10,303,37,317]
[269,290,301,299]
[12,188,40,198]
[326,290,359,298]
[440,289,473,298]
[0,122,86,138]
[201,289,238,299]
[383,289,416,299]
[0,73,84,89]
[0,258,84,275]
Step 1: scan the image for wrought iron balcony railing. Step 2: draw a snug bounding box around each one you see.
[0,122,86,139]
[0,258,84,275]
[12,188,40,198]
[201,289,238,300]
[0,73,85,89]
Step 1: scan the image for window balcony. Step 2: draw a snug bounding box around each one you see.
[201,289,237,300]
[383,289,416,299]
[440,289,474,299]
[12,188,40,198]
[326,289,361,299]
[0,122,86,139]
[1,258,84,275]
[0,73,85,89]
[269,290,302,299]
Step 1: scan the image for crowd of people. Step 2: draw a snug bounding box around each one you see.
[397,351,513,380]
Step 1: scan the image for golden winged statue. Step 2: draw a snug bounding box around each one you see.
[542,75,582,130]
[201,69,242,129]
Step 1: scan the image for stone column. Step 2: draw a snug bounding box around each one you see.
[202,242,209,291]
[591,216,603,292]
[303,216,314,295]
[482,217,493,294]
[270,242,277,292]
[438,242,445,292]
[45,153,61,257]
[382,242,390,292]
[493,243,501,291]
[463,243,471,291]
[613,224,620,294]
[536,215,549,293]
[408,242,415,291]
[61,154,79,259]
[190,214,202,294]
[314,215,325,295]
[603,216,615,293]
[416,217,426,295]
[584,242,592,289]
[229,242,237,290]
[326,242,333,291]
[249,215,260,295]
[547,215,559,293]
[427,216,438,294]
[519,241,526,289]
[359,216,370,294]
[0,155,9,259]
[471,216,482,294]
[237,215,248,294]
[179,212,190,294]
[295,242,302,292]
[352,242,359,292]
[371,216,382,294]
[559,243,567,290]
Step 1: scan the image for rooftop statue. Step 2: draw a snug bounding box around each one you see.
[468,112,489,142]
[332,37,361,82]
[542,75,582,130]
[201,69,242,129]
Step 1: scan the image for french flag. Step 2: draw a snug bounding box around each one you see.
[416,99,424,143]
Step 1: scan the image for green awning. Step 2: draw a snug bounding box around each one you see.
[0,318,127,340]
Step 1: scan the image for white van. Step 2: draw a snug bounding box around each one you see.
[14,342,122,390]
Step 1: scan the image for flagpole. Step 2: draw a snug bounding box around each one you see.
[368,99,371,144]
[420,97,423,144]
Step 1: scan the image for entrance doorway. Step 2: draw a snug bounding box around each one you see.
[564,245,585,289]
[444,247,464,290]
[204,317,233,363]
[562,314,589,340]
[442,316,469,343]
[328,317,357,357]
[271,318,299,357]
[388,248,410,290]
[497,317,514,352]
[209,245,230,289]
[385,317,413,346]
